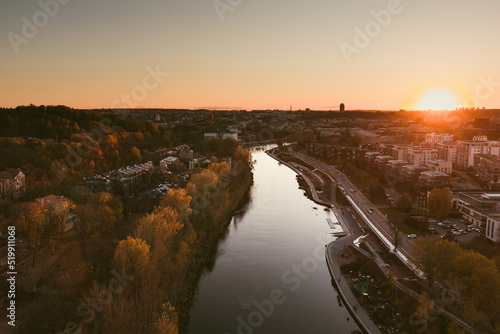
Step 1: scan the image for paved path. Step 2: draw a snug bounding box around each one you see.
[269,148,479,334]
[267,149,382,334]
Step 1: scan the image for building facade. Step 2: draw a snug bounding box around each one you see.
[0,170,25,199]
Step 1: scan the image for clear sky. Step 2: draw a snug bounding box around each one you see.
[1,0,500,110]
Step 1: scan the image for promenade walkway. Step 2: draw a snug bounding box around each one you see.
[267,149,382,334]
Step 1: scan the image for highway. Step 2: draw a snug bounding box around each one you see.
[292,151,423,277]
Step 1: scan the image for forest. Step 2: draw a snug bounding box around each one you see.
[0,105,177,198]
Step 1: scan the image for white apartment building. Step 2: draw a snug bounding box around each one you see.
[456,139,489,169]
[391,145,412,161]
[425,133,454,144]
[437,142,458,164]
[409,148,437,167]
[488,141,500,156]
[426,159,452,174]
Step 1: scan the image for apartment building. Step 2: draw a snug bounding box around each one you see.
[456,192,500,242]
[456,138,488,169]
[426,159,452,175]
[474,154,500,190]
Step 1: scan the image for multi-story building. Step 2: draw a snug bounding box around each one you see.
[401,165,429,183]
[426,159,453,175]
[81,162,154,195]
[159,156,179,170]
[112,162,154,194]
[456,138,489,169]
[80,176,112,193]
[391,145,412,161]
[474,154,500,190]
[386,160,409,173]
[35,195,78,232]
[305,143,366,161]
[365,152,383,164]
[0,170,25,199]
[418,171,451,188]
[409,148,437,167]
[487,141,500,156]
[204,123,239,141]
[437,142,458,164]
[425,133,454,144]
[374,155,394,169]
[456,192,500,242]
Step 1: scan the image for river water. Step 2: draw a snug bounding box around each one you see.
[188,147,361,334]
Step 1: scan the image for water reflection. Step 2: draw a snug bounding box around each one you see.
[188,147,360,333]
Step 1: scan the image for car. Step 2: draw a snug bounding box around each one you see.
[437,222,444,226]
[385,193,390,197]
[407,234,417,239]
[368,209,373,214]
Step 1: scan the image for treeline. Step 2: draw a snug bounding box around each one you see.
[412,238,500,329]
[64,147,252,333]
[0,105,177,198]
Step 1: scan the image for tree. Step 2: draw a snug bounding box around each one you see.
[130,146,142,164]
[135,206,183,250]
[208,161,230,181]
[395,192,413,212]
[155,303,178,334]
[113,236,151,278]
[186,169,220,211]
[160,188,192,223]
[452,251,500,326]
[427,187,452,218]
[368,183,385,199]
[76,192,123,237]
[169,159,186,174]
[462,297,482,329]
[447,322,467,334]
[15,202,47,265]
[416,292,435,333]
[412,238,462,286]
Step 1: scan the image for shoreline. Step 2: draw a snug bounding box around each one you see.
[177,167,254,333]
[266,148,381,334]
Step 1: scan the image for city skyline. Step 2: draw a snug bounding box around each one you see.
[2,0,500,110]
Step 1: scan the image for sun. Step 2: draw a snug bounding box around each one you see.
[414,88,461,111]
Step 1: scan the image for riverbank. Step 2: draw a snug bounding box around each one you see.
[266,148,381,334]
[177,167,254,333]
[269,148,483,333]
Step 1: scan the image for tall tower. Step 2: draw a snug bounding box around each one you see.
[340,103,345,112]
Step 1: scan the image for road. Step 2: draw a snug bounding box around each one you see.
[293,152,417,264]
[271,148,478,333]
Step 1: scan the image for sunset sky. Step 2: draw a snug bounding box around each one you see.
[1,0,500,110]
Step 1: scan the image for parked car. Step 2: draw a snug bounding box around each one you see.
[407,234,417,239]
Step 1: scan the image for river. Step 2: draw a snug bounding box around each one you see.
[188,146,361,334]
